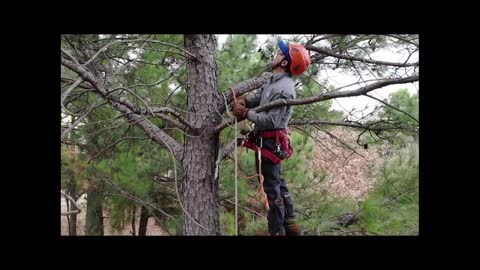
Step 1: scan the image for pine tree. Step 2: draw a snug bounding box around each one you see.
[61,34,419,235]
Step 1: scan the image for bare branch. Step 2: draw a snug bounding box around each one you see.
[83,38,197,67]
[61,77,94,90]
[385,34,419,47]
[61,57,185,160]
[105,87,192,131]
[103,177,174,220]
[61,48,80,65]
[61,77,85,116]
[289,119,415,133]
[88,136,147,163]
[61,190,81,215]
[306,34,345,45]
[61,96,102,140]
[290,119,368,128]
[214,117,236,134]
[254,76,419,113]
[364,94,418,124]
[221,199,266,218]
[61,77,84,104]
[305,45,418,67]
[293,126,341,160]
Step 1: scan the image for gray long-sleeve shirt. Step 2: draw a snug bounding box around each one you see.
[246,73,296,131]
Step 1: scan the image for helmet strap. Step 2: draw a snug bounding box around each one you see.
[271,56,288,72]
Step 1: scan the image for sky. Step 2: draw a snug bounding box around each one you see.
[216,34,419,119]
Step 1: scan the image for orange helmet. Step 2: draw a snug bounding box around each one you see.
[278,39,311,76]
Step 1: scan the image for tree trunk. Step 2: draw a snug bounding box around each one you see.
[67,177,77,236]
[182,34,222,235]
[67,116,78,236]
[131,207,137,236]
[85,185,104,235]
[138,205,149,236]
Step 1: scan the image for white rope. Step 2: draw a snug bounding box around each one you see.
[225,87,240,236]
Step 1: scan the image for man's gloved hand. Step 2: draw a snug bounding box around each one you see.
[236,95,247,107]
[232,102,248,121]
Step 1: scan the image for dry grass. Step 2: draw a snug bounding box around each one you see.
[310,127,385,200]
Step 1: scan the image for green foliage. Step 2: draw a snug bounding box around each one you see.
[220,211,236,235]
[61,144,89,194]
[217,35,260,92]
[243,214,267,235]
[164,215,184,235]
[359,88,419,147]
[383,88,418,126]
[105,195,135,232]
[360,143,419,235]
[299,197,358,235]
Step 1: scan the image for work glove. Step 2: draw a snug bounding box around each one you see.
[232,102,249,121]
[235,95,247,107]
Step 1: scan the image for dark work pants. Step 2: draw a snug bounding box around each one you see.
[256,151,295,235]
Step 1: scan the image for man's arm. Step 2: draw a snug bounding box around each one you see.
[246,87,263,108]
[246,92,290,129]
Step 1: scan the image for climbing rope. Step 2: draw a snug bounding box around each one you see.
[229,88,270,223]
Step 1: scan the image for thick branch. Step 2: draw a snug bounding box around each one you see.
[214,117,236,134]
[61,190,81,215]
[61,77,83,106]
[103,87,193,131]
[254,76,418,113]
[217,72,272,113]
[219,135,247,161]
[151,107,193,131]
[214,76,418,132]
[289,119,416,132]
[305,45,418,67]
[61,77,94,90]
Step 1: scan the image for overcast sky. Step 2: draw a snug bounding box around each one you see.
[217,34,418,119]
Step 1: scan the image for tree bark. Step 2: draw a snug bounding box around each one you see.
[85,185,104,236]
[67,178,77,236]
[131,207,137,236]
[182,34,222,235]
[138,205,149,236]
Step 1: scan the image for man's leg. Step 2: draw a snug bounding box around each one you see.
[279,174,302,236]
[257,154,285,235]
[279,177,295,219]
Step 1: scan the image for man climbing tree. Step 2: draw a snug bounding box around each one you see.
[231,40,310,235]
[61,34,419,235]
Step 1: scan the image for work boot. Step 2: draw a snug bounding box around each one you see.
[284,218,302,236]
[255,231,270,236]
